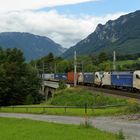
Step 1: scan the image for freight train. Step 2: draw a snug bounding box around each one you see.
[42,71,140,91]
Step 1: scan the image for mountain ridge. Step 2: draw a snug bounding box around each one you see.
[62,10,140,58]
[0,32,65,60]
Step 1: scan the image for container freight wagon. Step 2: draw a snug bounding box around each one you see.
[67,72,78,83]
[42,74,54,80]
[111,72,133,88]
[83,73,94,85]
[54,73,67,81]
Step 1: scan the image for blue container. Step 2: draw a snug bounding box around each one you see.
[84,73,94,84]
[54,73,67,81]
[111,72,133,87]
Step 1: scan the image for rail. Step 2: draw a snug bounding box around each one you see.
[81,85,140,100]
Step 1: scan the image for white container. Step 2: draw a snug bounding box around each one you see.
[43,74,54,80]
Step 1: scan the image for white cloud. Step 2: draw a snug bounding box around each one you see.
[0,0,97,13]
[0,10,126,48]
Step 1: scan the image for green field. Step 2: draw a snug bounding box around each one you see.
[0,117,119,140]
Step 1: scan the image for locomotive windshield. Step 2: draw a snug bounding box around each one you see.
[136,74,140,79]
[95,75,98,78]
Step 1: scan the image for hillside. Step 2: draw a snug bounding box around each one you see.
[0,32,65,60]
[62,10,140,58]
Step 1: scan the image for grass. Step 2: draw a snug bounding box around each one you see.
[0,87,130,116]
[49,87,127,106]
[0,117,119,140]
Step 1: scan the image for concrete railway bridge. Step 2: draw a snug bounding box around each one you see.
[41,80,70,100]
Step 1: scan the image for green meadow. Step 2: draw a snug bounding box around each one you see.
[0,117,119,140]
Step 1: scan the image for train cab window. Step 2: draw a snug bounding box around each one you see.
[95,75,98,78]
[136,74,140,79]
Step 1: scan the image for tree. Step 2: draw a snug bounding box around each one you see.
[56,60,71,73]
[98,61,112,71]
[98,52,108,64]
[0,48,43,106]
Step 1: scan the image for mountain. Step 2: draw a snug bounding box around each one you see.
[0,32,65,60]
[62,10,140,58]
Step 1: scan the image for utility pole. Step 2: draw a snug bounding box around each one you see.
[74,50,77,87]
[113,51,116,71]
[82,61,84,74]
[42,61,45,80]
[54,62,57,74]
[35,62,39,76]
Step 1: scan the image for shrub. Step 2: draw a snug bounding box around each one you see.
[49,88,127,107]
[118,129,125,140]
[58,80,67,90]
[24,94,34,105]
[125,103,140,113]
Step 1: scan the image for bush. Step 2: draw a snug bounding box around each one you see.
[125,103,140,113]
[118,129,125,140]
[49,88,127,107]
[58,80,67,90]
[24,94,34,105]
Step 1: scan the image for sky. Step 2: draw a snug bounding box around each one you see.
[0,0,139,48]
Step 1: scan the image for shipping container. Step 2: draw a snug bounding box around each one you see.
[67,72,78,83]
[111,71,133,88]
[84,73,94,85]
[42,74,54,80]
[54,73,67,81]
[101,72,111,87]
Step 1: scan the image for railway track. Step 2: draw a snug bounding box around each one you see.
[44,80,140,100]
[79,85,140,100]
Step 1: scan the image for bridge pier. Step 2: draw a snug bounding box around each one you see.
[43,87,56,101]
[41,80,70,101]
